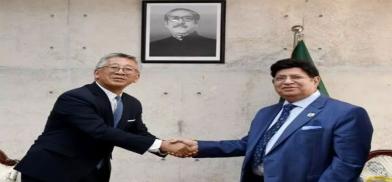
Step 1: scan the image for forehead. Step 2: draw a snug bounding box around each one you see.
[107,57,138,66]
[275,67,307,76]
[168,10,193,17]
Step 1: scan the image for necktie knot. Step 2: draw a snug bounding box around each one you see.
[283,103,296,112]
[115,96,121,103]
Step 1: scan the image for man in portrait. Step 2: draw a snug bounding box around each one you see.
[149,8,216,57]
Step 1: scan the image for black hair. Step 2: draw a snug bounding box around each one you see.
[270,58,319,78]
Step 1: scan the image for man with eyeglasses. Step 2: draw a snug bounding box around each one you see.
[150,8,216,57]
[171,59,373,182]
[15,53,193,182]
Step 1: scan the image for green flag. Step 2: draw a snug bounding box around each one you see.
[291,40,329,96]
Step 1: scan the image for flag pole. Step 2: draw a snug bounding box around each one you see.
[291,25,304,48]
[290,25,330,96]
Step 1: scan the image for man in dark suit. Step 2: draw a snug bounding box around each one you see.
[174,59,373,182]
[15,53,190,182]
[149,8,216,57]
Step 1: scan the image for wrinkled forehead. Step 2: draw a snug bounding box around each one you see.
[168,10,194,17]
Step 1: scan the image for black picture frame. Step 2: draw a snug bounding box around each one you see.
[141,0,226,63]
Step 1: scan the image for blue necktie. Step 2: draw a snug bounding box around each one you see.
[113,96,123,128]
[97,96,123,169]
[252,103,296,167]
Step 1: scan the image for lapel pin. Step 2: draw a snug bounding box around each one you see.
[307,113,316,118]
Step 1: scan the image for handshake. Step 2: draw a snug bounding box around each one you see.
[160,138,198,158]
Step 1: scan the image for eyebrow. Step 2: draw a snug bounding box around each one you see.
[276,73,304,76]
[107,63,137,67]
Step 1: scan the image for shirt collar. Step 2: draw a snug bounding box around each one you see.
[96,82,122,100]
[284,90,321,108]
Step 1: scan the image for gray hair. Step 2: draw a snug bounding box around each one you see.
[164,8,200,23]
[95,53,137,70]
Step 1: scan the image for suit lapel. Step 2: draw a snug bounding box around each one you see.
[86,83,114,127]
[245,104,282,164]
[267,96,328,154]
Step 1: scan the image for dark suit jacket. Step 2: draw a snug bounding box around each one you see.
[196,95,373,182]
[149,32,216,57]
[15,83,157,182]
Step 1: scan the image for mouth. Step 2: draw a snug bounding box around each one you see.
[281,87,297,90]
[112,77,126,82]
[174,24,188,28]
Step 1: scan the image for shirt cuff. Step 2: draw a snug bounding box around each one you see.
[148,139,162,153]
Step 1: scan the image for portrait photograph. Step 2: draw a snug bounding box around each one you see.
[141,0,226,63]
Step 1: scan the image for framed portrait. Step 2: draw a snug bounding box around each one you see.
[141,0,226,63]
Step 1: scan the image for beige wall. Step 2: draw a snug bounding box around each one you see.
[1,0,391,181]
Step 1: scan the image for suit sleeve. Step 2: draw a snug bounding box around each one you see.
[53,91,155,155]
[319,107,373,182]
[195,136,248,158]
[195,108,267,158]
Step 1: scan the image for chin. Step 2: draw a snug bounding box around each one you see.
[280,90,297,95]
[109,82,127,87]
[174,30,189,34]
[280,93,299,99]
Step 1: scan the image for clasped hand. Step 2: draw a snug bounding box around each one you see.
[160,139,198,158]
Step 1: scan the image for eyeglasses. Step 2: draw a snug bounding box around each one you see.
[100,64,139,74]
[167,16,195,23]
[273,75,308,83]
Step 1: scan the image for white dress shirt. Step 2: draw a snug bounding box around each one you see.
[96,82,162,152]
[253,91,321,175]
[264,90,321,155]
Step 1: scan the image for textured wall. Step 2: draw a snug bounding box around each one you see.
[1,0,391,181]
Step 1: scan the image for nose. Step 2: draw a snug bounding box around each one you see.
[177,19,185,24]
[282,77,294,84]
[115,68,126,74]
